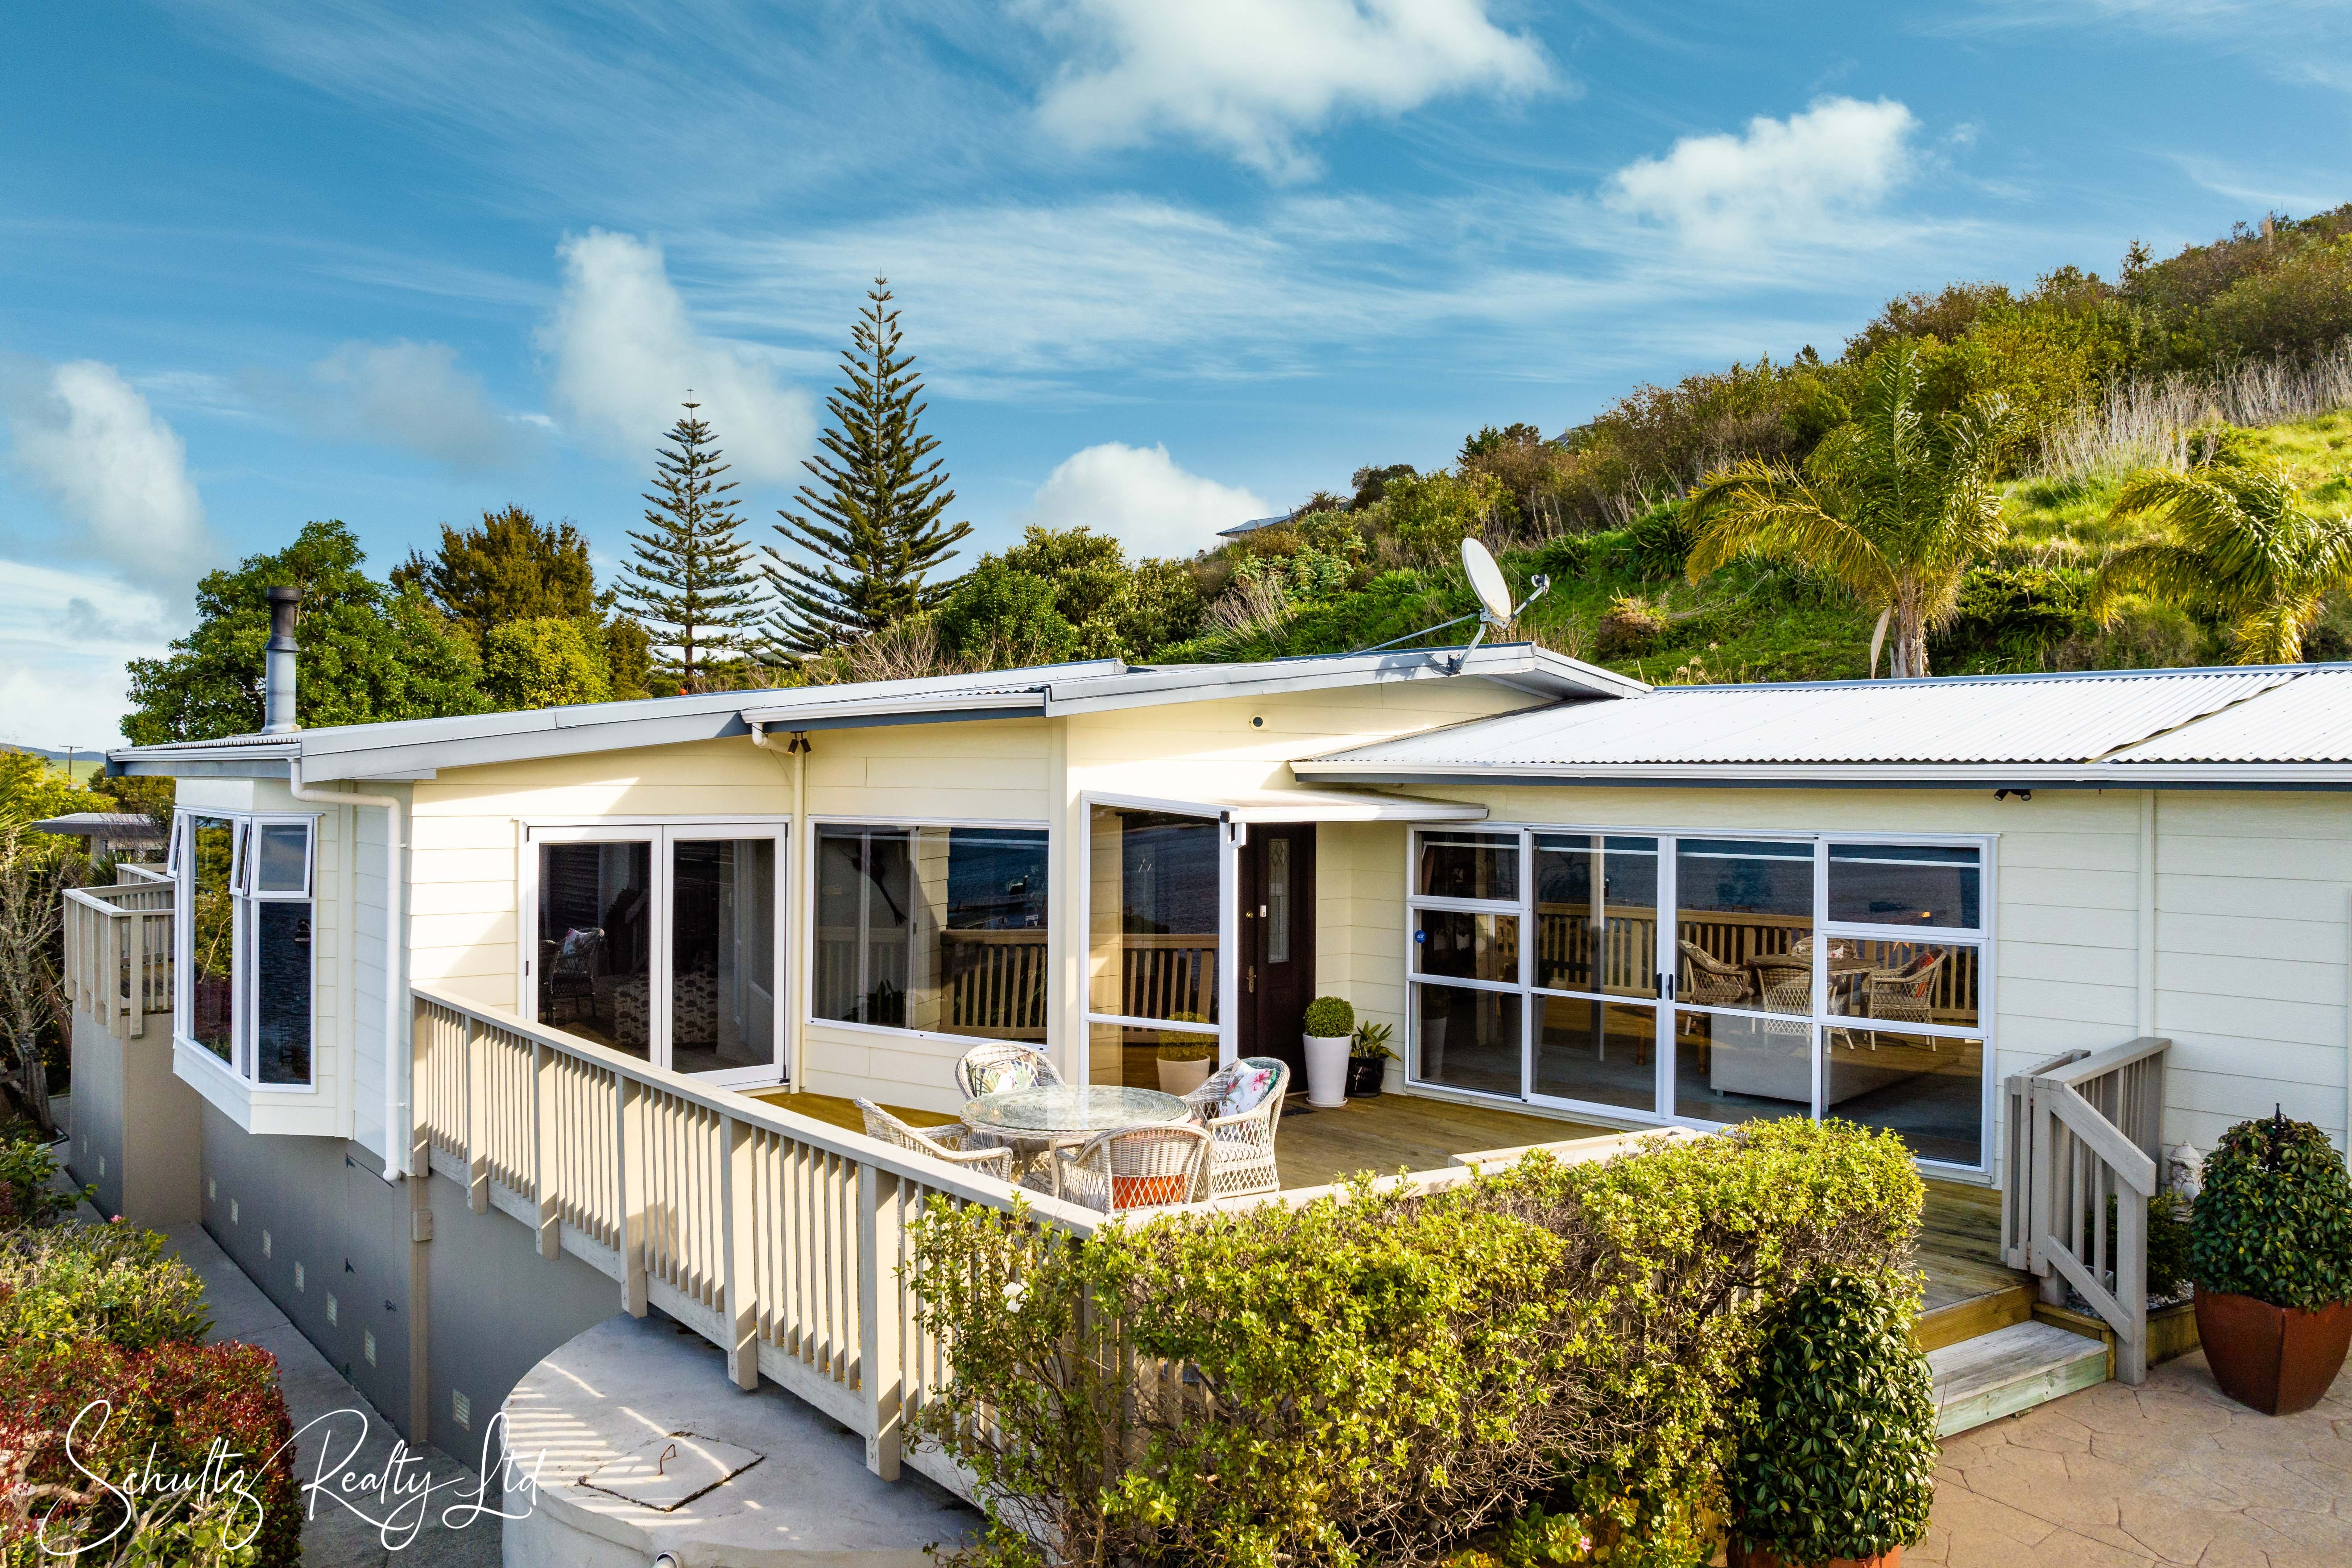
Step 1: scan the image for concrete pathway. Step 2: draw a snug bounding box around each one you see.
[1919,1348,2352,1566]
[164,1225,503,1568]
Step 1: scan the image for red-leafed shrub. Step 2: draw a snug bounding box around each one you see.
[0,1339,300,1568]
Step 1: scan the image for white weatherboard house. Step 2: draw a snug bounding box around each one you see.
[61,634,2352,1539]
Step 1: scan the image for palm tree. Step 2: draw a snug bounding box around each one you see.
[1683,343,2011,678]
[2091,452,2352,664]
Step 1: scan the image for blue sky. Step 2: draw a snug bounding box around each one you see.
[4,1,2349,747]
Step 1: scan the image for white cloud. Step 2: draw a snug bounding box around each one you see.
[3,359,213,592]
[1024,443,1267,558]
[539,230,814,482]
[1606,97,1921,255]
[0,560,176,751]
[1024,0,1552,178]
[307,339,536,472]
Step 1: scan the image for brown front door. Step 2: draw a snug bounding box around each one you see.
[1237,824,1315,1076]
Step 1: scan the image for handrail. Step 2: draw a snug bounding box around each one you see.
[116,862,174,885]
[408,983,1103,1488]
[2004,1035,2169,1385]
[60,879,175,1042]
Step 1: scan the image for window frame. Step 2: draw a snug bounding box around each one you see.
[1078,794,1237,1074]
[804,812,1055,1053]
[171,808,321,1093]
[520,817,791,1086]
[1404,821,1996,1172]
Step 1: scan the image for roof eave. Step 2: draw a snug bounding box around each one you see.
[1291,760,2352,790]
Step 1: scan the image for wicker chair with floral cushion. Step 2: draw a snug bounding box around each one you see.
[855,1099,1016,1183]
[1052,1122,1213,1214]
[953,1043,1065,1100]
[1676,940,1754,1008]
[1177,1057,1289,1200]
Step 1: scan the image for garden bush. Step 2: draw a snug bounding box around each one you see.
[2190,1112,2352,1310]
[1302,996,1354,1038]
[1725,1268,1938,1566]
[0,1221,212,1363]
[909,1117,1922,1568]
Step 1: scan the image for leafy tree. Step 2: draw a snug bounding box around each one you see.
[123,521,485,745]
[621,402,764,687]
[933,526,1206,666]
[933,563,1077,667]
[0,751,112,825]
[600,614,653,701]
[480,618,611,709]
[393,505,596,633]
[2091,447,2352,663]
[1683,342,2012,678]
[766,281,973,653]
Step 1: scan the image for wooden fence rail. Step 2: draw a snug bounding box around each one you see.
[61,876,174,1043]
[410,985,1106,1494]
[2000,1036,2168,1384]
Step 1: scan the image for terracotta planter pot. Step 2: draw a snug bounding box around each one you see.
[2194,1289,2352,1415]
[1728,1539,1900,1568]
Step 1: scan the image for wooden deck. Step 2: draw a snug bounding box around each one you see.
[745,1085,2030,1345]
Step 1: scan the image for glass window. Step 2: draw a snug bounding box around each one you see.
[537,841,654,1058]
[252,823,311,894]
[1413,909,1519,985]
[1266,837,1291,965]
[1822,1029,1983,1166]
[1414,983,1520,1099]
[1674,1007,1812,1127]
[1416,831,1518,902]
[669,838,776,1075]
[1533,834,1659,997]
[1535,994,1656,1111]
[1088,807,1218,1026]
[817,823,1049,1043]
[187,817,236,1064]
[1825,939,1980,1034]
[254,901,312,1083]
[1828,844,1980,929]
[1673,839,1814,1009]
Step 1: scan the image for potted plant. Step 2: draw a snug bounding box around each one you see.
[1301,996,1354,1109]
[1154,1014,1215,1096]
[2189,1110,2352,1415]
[1727,1268,1938,1568]
[1345,1022,1395,1098]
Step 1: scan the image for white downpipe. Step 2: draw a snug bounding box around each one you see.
[290,761,406,1183]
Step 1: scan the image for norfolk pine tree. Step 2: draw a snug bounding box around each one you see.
[622,401,764,688]
[765,280,972,652]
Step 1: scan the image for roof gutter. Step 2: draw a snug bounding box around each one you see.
[1291,760,2352,790]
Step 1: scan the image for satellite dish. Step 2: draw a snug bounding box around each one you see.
[1462,538,1515,625]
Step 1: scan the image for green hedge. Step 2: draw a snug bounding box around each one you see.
[910,1117,1922,1568]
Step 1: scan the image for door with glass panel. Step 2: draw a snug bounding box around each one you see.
[527,823,784,1085]
[1529,834,1665,1113]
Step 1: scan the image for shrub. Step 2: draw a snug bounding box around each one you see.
[0,1221,212,1362]
[1302,996,1354,1037]
[909,1118,1922,1568]
[1350,1022,1395,1062]
[0,1137,81,1229]
[478,616,611,710]
[1726,1268,1938,1565]
[1596,593,1669,657]
[2190,1113,2352,1310]
[0,1338,299,1568]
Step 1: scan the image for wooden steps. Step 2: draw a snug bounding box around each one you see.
[1914,1282,2033,1352]
[1928,1320,2109,1436]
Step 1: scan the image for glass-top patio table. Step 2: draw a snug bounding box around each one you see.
[962,1085,1193,1187]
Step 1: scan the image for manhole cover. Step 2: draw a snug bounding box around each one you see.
[581,1431,766,1512]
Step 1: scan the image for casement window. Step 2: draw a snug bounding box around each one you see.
[1408,826,1992,1170]
[812,820,1050,1047]
[169,811,316,1087]
[524,821,787,1085]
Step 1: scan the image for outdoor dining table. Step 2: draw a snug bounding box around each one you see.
[961,1084,1193,1188]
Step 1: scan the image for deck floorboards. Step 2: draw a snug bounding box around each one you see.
[744,1086,2027,1319]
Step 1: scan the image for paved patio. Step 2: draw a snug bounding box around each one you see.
[1919,1348,2352,1566]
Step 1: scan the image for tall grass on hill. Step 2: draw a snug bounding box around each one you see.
[2038,338,2352,480]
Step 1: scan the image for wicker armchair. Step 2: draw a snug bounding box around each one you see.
[1052,1123,1213,1214]
[855,1099,1015,1183]
[953,1043,1064,1100]
[1179,1057,1289,1200]
[1864,953,1948,1038]
[1676,941,1753,1008]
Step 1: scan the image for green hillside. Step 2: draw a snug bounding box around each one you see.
[1151,410,2352,684]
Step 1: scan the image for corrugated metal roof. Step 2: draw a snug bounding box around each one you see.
[2112,669,2352,763]
[1306,668,2297,768]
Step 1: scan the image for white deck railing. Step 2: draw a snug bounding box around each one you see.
[410,985,1107,1494]
[2000,1035,2169,1383]
[61,875,175,1042]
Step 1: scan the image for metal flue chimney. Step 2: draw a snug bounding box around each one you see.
[262,585,301,734]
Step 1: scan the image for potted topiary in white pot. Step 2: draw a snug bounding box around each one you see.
[1155,1014,1215,1096]
[1301,996,1354,1109]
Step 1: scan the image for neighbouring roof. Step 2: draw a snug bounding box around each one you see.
[29,812,167,840]
[1216,513,1296,538]
[109,644,1640,783]
[1294,664,2352,788]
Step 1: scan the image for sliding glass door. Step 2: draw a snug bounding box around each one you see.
[1407,825,1991,1170]
[528,822,786,1087]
